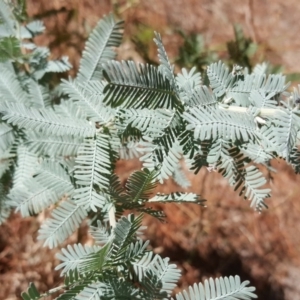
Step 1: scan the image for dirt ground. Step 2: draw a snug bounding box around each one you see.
[1,0,300,299]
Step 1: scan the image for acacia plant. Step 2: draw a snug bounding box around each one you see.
[1,0,300,299]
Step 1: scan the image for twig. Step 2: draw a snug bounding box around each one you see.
[108,204,116,228]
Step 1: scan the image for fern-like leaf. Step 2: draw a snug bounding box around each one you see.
[34,160,74,199]
[89,219,112,245]
[261,109,299,159]
[184,105,259,143]
[117,108,174,138]
[62,78,113,124]
[0,122,14,153]
[158,139,182,183]
[207,61,234,98]
[27,79,50,108]
[55,243,101,276]
[0,102,95,137]
[103,60,180,110]
[110,214,143,261]
[185,86,218,107]
[77,14,124,82]
[154,32,178,93]
[0,1,15,37]
[124,239,149,265]
[228,73,288,106]
[0,36,21,62]
[46,56,72,73]
[0,62,28,103]
[73,134,112,211]
[126,169,157,203]
[72,282,107,300]
[148,254,180,296]
[10,145,38,189]
[104,278,140,299]
[9,177,56,217]
[21,282,40,300]
[172,165,191,188]
[37,200,87,248]
[249,89,277,109]
[241,165,270,210]
[132,251,181,296]
[172,275,257,300]
[241,142,274,164]
[26,131,83,157]
[76,240,112,273]
[176,67,202,104]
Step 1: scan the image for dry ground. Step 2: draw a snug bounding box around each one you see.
[1,0,300,299]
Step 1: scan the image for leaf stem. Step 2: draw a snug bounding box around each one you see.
[108,204,116,228]
[219,105,285,117]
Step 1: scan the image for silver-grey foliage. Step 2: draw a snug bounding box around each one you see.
[5,0,300,298]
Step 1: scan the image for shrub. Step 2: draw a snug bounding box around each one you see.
[2,0,300,299]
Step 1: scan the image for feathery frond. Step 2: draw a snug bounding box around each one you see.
[126,169,157,203]
[0,36,21,62]
[0,62,28,103]
[176,67,202,96]
[132,251,181,296]
[73,134,112,211]
[241,165,270,209]
[228,73,288,106]
[77,14,124,82]
[46,56,72,73]
[26,131,83,157]
[0,1,15,37]
[155,139,182,183]
[241,142,274,164]
[207,61,234,98]
[0,7,296,299]
[21,282,40,300]
[261,109,299,159]
[27,79,50,108]
[10,145,38,189]
[172,275,257,300]
[154,32,178,93]
[249,89,277,109]
[9,177,56,217]
[172,165,191,188]
[103,60,181,109]
[117,108,174,138]
[185,85,218,107]
[0,122,14,153]
[89,219,112,245]
[110,214,143,260]
[73,282,107,300]
[184,105,259,143]
[61,78,114,124]
[34,160,74,199]
[55,244,101,276]
[0,102,96,137]
[38,201,87,248]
